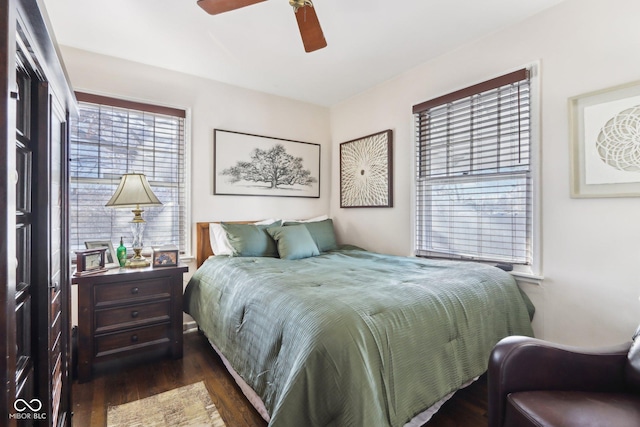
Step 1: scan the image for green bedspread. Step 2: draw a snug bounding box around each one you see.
[184,247,534,427]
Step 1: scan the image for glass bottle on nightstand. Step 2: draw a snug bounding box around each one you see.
[117,236,127,267]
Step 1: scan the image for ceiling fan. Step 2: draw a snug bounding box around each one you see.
[197,0,327,53]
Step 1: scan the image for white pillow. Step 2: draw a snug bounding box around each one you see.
[209,223,234,256]
[209,219,280,256]
[253,218,280,225]
[282,214,329,224]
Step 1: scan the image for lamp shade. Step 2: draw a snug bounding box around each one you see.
[105,173,163,208]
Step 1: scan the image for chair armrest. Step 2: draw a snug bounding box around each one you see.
[488,336,631,427]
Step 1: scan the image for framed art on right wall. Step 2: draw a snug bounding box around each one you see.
[569,80,640,197]
[340,129,393,208]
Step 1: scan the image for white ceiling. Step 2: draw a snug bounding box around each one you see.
[42,0,565,106]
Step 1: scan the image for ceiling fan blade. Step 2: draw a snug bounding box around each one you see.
[294,5,327,53]
[197,0,266,15]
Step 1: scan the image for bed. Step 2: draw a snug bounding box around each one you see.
[184,220,534,427]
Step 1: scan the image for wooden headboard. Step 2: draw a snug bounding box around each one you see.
[195,221,255,268]
[196,222,213,268]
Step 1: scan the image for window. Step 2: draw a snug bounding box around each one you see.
[69,93,187,256]
[413,69,533,266]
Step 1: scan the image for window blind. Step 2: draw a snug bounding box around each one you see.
[414,69,532,265]
[69,93,187,255]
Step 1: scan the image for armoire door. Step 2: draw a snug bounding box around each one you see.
[14,55,36,427]
[2,1,75,425]
[13,28,71,427]
[33,81,71,427]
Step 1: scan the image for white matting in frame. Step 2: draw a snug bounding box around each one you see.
[569,80,640,197]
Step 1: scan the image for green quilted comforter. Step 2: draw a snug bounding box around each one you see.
[183,247,534,427]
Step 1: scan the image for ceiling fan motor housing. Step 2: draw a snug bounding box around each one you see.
[289,0,313,11]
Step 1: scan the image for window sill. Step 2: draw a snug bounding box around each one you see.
[415,254,544,285]
[510,268,544,286]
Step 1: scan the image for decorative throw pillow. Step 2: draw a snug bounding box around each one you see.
[266,225,320,260]
[285,218,338,252]
[221,221,281,257]
[210,219,279,256]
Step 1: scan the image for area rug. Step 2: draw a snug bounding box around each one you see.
[107,381,226,427]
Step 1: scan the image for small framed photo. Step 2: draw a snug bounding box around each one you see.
[85,240,119,269]
[74,248,107,276]
[152,246,179,268]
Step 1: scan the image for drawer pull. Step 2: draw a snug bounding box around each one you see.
[131,311,139,318]
[131,335,139,343]
[131,287,139,295]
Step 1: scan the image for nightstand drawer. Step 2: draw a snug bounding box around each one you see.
[94,277,171,307]
[95,323,171,358]
[95,300,171,333]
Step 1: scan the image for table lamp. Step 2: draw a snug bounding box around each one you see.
[105,173,162,267]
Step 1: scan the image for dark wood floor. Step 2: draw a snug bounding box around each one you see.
[72,331,489,426]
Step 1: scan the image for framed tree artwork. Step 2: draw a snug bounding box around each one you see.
[340,129,393,208]
[213,129,320,198]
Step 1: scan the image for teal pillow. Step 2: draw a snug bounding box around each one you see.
[221,221,281,257]
[266,225,320,260]
[285,218,337,252]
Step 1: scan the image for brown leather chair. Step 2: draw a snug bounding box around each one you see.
[488,325,640,427]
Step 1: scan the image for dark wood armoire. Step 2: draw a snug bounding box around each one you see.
[1,0,76,426]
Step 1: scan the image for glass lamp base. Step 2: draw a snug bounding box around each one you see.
[126,247,150,268]
[126,257,150,268]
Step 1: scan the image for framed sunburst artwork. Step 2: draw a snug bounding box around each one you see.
[340,129,393,208]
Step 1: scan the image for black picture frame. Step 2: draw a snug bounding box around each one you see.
[152,247,179,268]
[340,129,393,208]
[213,129,321,198]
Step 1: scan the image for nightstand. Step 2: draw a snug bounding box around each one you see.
[73,264,188,382]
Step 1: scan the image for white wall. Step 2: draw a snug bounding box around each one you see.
[329,0,640,346]
[60,46,331,324]
[62,0,640,345]
[61,46,332,229]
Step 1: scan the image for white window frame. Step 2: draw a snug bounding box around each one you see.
[412,63,542,282]
[69,92,192,259]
